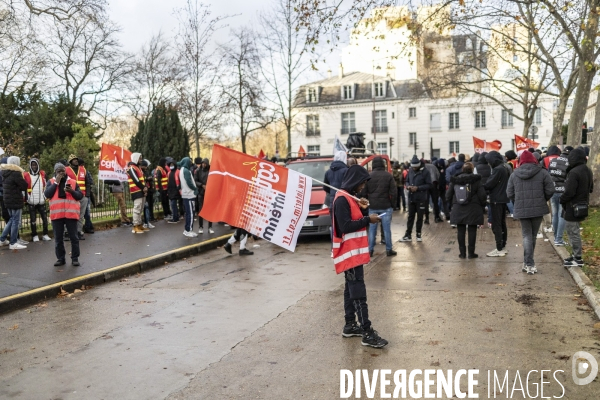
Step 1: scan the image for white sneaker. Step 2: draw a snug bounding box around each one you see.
[487,249,506,257]
[208,228,215,234]
[198,228,204,234]
[42,235,51,241]
[183,230,198,237]
[536,233,543,239]
[147,223,155,229]
[190,231,198,237]
[522,263,527,272]
[544,227,553,233]
[9,243,27,250]
[526,265,537,275]
[143,224,148,229]
[33,236,40,242]
[17,238,28,245]
[0,239,9,246]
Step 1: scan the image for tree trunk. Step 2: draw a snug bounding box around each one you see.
[588,89,600,206]
[550,96,568,146]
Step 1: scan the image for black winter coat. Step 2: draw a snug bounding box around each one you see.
[506,163,554,219]
[0,164,28,209]
[560,148,594,222]
[167,168,181,200]
[406,164,432,203]
[365,157,396,209]
[446,173,486,226]
[194,159,210,198]
[484,151,509,203]
[324,160,348,208]
[475,159,492,186]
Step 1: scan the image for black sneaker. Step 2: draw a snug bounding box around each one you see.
[342,322,364,338]
[416,233,422,242]
[459,254,466,259]
[224,243,232,254]
[386,250,397,256]
[563,257,577,267]
[574,257,584,267]
[54,259,66,267]
[78,233,85,240]
[72,259,80,267]
[399,235,411,242]
[424,219,430,225]
[379,240,385,245]
[361,328,388,348]
[435,217,442,223]
[369,250,374,257]
[468,254,479,259]
[239,248,254,256]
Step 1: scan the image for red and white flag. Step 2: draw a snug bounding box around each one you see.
[473,137,502,153]
[200,145,312,252]
[514,134,539,155]
[98,143,132,181]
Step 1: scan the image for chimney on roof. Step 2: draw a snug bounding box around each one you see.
[338,63,344,79]
[327,69,332,79]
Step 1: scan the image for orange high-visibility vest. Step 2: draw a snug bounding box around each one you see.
[23,171,46,195]
[48,177,80,220]
[66,166,87,196]
[508,159,518,170]
[154,166,168,190]
[332,190,370,274]
[128,164,145,194]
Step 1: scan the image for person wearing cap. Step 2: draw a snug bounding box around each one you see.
[0,156,28,250]
[128,152,147,234]
[507,151,554,274]
[23,158,51,242]
[65,154,88,240]
[546,146,570,246]
[45,163,83,266]
[400,155,432,242]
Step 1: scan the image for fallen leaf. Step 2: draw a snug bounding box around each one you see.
[429,340,440,346]
[594,322,600,329]
[74,289,82,293]
[57,288,69,297]
[484,328,493,332]
[497,283,506,286]
[8,324,18,330]
[431,361,440,366]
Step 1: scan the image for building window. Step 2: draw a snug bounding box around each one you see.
[307,145,320,156]
[373,110,388,133]
[502,109,514,128]
[475,111,486,128]
[534,108,542,125]
[373,82,384,97]
[409,107,417,118]
[409,132,417,146]
[306,115,320,136]
[342,85,353,100]
[341,112,356,135]
[449,141,460,154]
[307,87,317,103]
[449,112,460,130]
[430,113,441,130]
[377,142,388,155]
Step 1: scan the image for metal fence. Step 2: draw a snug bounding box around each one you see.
[0,182,163,234]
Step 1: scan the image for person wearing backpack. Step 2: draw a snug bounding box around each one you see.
[560,147,594,268]
[506,151,555,275]
[446,162,486,259]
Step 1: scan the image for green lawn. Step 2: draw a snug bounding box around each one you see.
[581,207,600,290]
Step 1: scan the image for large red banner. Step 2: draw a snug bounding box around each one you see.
[473,137,502,153]
[98,143,132,181]
[514,134,539,155]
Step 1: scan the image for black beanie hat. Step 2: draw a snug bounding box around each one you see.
[194,157,202,164]
[458,154,466,162]
[410,155,421,168]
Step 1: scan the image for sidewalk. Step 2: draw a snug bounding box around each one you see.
[0,219,233,300]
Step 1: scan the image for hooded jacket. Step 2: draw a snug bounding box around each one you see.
[178,157,198,199]
[406,162,432,203]
[194,158,210,198]
[484,151,509,203]
[446,173,486,226]
[324,151,349,208]
[506,160,554,219]
[0,156,8,198]
[547,149,569,194]
[434,159,447,191]
[445,160,464,182]
[24,158,46,205]
[0,157,28,210]
[424,162,440,183]
[333,165,371,239]
[127,153,145,201]
[474,152,492,185]
[560,148,594,221]
[365,156,396,209]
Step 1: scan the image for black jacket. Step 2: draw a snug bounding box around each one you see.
[475,153,492,186]
[560,148,594,222]
[193,158,210,198]
[1,164,28,209]
[333,165,370,239]
[507,163,554,219]
[446,173,486,226]
[406,163,432,203]
[324,160,348,208]
[484,151,509,203]
[44,176,84,203]
[547,151,569,194]
[167,167,181,200]
[365,157,396,209]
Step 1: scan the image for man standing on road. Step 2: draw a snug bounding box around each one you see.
[65,155,88,241]
[484,151,510,257]
[0,156,28,250]
[24,158,51,242]
[105,179,132,227]
[547,146,569,246]
[155,158,171,220]
[45,163,83,266]
[400,155,432,243]
[179,157,199,238]
[194,158,214,234]
[393,162,406,211]
[365,156,397,257]
[424,159,440,224]
[561,147,594,268]
[127,152,147,234]
[333,164,387,348]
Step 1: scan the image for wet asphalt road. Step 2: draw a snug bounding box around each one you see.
[0,211,599,399]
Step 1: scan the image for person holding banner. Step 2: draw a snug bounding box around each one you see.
[127,152,147,234]
[333,164,388,348]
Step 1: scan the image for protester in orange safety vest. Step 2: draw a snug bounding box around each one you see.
[128,152,147,234]
[65,154,87,240]
[45,163,83,267]
[24,158,51,242]
[332,164,388,349]
[155,157,172,220]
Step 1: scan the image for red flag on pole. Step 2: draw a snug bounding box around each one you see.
[514,134,539,155]
[98,143,132,181]
[200,145,312,252]
[473,136,502,153]
[257,149,266,159]
[298,145,306,157]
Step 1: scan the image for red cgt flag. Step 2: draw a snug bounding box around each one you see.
[98,143,132,181]
[473,136,502,153]
[298,145,306,157]
[200,145,312,252]
[514,134,539,155]
[257,149,266,159]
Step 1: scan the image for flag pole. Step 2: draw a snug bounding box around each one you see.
[311,178,366,204]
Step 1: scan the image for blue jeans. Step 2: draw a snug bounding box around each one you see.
[507,201,514,215]
[170,199,180,222]
[0,208,22,245]
[368,207,393,252]
[183,198,195,232]
[550,193,566,243]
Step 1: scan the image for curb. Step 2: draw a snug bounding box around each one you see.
[0,234,231,314]
[543,216,600,319]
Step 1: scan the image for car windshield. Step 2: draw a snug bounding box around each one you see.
[286,161,331,186]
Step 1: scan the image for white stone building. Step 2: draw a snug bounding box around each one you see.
[291,6,555,161]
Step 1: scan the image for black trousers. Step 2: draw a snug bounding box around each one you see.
[457,224,478,256]
[397,187,406,210]
[490,203,508,251]
[29,204,49,236]
[343,265,371,330]
[51,218,80,262]
[439,188,450,217]
[197,195,212,228]
[406,201,426,236]
[147,191,155,220]
[426,184,440,219]
[160,190,171,217]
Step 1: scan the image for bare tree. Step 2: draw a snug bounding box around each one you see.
[259,0,311,155]
[175,0,227,157]
[6,0,106,21]
[219,29,273,154]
